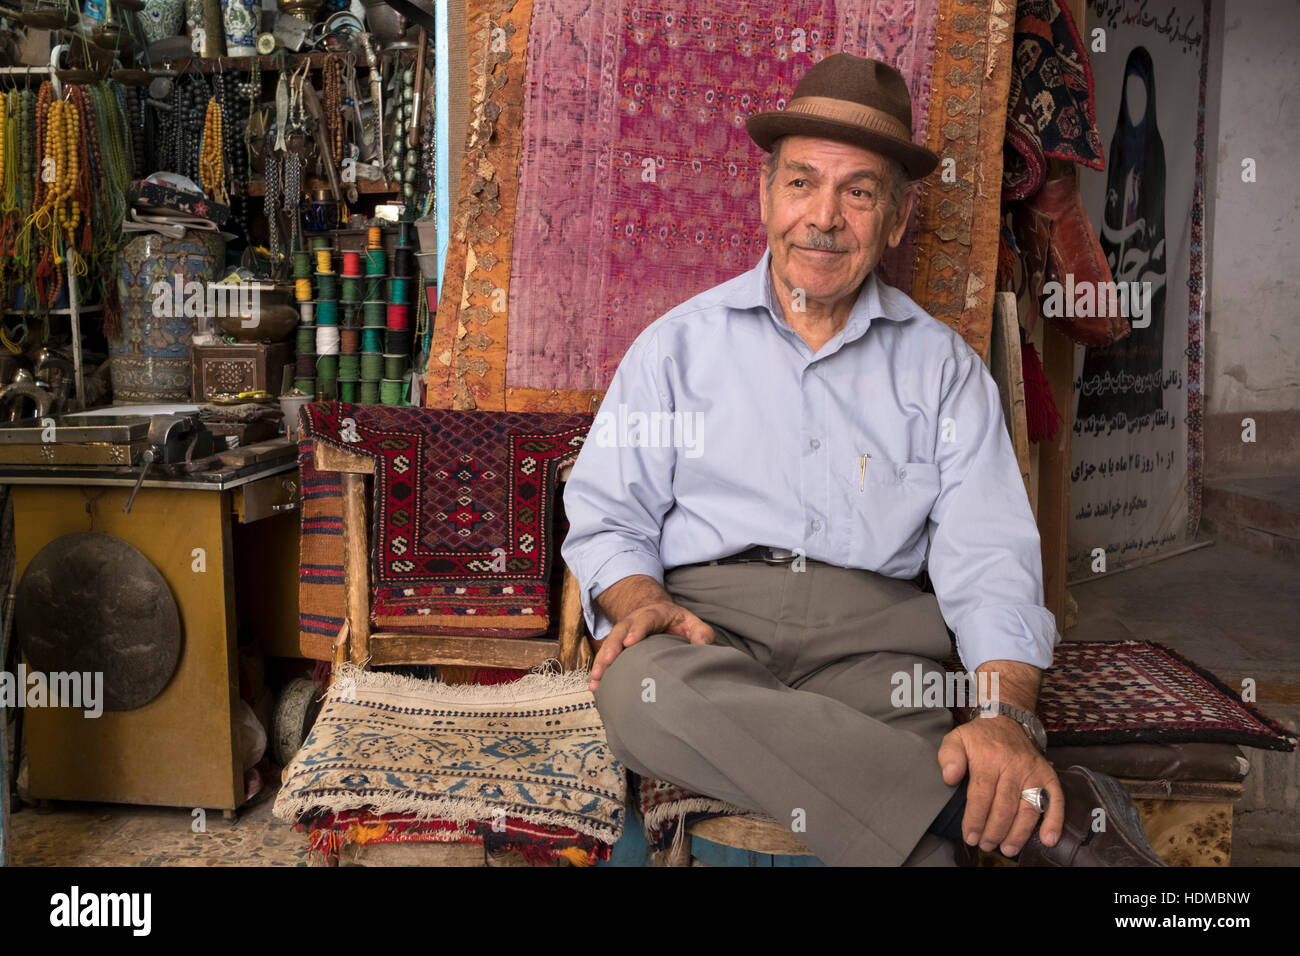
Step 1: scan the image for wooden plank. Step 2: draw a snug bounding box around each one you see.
[216,437,295,468]
[1036,295,1075,626]
[557,567,584,670]
[689,814,814,856]
[314,442,375,474]
[367,633,560,669]
[341,472,371,665]
[990,291,1032,499]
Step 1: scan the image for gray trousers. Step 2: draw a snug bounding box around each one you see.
[593,559,961,866]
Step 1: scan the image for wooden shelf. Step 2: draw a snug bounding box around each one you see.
[245,178,401,197]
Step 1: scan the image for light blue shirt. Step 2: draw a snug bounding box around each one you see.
[560,249,1059,673]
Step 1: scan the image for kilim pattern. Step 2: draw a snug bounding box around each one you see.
[301,403,591,636]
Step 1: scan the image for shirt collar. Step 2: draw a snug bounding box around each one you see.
[734,247,904,335]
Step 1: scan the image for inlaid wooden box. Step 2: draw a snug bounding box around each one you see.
[191,342,292,401]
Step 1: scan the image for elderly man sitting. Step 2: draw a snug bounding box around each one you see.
[560,54,1164,867]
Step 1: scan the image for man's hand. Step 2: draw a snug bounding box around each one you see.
[588,575,715,692]
[935,659,1064,857]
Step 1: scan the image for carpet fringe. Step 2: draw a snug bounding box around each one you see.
[331,660,593,705]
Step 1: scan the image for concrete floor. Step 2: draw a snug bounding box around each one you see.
[7,536,1297,866]
[1067,538,1300,865]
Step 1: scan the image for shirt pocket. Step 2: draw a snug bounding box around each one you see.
[845,457,942,556]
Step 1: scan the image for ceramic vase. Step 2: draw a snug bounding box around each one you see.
[111,230,226,403]
[221,0,258,56]
[139,0,185,43]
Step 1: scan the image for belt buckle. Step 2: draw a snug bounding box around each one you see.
[760,547,796,565]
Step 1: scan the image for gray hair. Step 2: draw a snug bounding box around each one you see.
[763,136,910,208]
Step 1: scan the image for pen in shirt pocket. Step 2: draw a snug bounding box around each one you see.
[858,452,871,491]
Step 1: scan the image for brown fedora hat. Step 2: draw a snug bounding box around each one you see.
[746,53,939,181]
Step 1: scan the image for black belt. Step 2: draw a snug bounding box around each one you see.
[702,546,799,566]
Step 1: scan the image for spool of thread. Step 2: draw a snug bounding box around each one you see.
[397,221,413,246]
[338,354,360,380]
[341,302,363,329]
[360,352,384,381]
[316,249,334,273]
[340,380,358,403]
[364,301,386,326]
[388,278,410,303]
[295,278,313,301]
[295,352,317,377]
[386,328,413,356]
[317,354,339,379]
[360,380,380,404]
[294,376,316,395]
[368,225,383,249]
[384,353,408,380]
[365,277,385,302]
[341,277,362,302]
[392,246,414,278]
[386,303,410,330]
[343,251,362,276]
[316,273,337,300]
[316,326,341,356]
[293,251,312,277]
[317,378,338,401]
[380,378,404,406]
[313,236,331,251]
[361,328,383,354]
[339,328,360,354]
[300,300,315,324]
[365,250,386,276]
[296,326,316,353]
[315,299,339,325]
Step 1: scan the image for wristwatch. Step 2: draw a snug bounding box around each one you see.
[966,700,1048,753]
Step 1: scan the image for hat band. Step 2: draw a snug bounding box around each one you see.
[783,95,913,143]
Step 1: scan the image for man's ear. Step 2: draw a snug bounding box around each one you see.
[758,163,769,227]
[886,185,916,249]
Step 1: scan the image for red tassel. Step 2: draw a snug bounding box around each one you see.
[1022,341,1061,443]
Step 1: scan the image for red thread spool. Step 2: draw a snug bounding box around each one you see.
[342,251,362,277]
[386,303,410,330]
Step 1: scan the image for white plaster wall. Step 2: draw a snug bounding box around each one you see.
[1207,0,1300,414]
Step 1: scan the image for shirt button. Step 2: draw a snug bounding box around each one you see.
[809,438,820,450]
[811,519,823,532]
[899,468,907,479]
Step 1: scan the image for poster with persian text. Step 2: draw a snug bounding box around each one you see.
[1068,0,1209,577]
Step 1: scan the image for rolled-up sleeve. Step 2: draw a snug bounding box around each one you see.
[560,329,678,641]
[925,349,1060,673]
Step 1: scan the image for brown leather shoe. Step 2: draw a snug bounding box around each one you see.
[1017,765,1167,866]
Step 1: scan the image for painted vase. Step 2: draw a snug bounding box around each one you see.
[111,230,226,403]
[221,0,259,56]
[139,0,185,43]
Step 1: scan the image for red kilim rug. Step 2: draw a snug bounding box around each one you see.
[301,403,592,636]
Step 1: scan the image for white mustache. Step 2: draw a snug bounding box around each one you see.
[799,232,845,252]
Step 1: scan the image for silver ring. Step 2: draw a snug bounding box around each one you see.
[1020,788,1048,813]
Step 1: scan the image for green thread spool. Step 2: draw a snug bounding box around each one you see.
[341,277,362,302]
[294,377,316,395]
[316,273,338,299]
[361,329,383,354]
[384,353,407,380]
[388,278,410,303]
[339,380,358,403]
[293,251,312,277]
[380,378,404,406]
[360,380,380,405]
[318,378,338,401]
[360,352,384,380]
[316,354,339,379]
[296,326,316,352]
[338,354,360,379]
[365,249,386,275]
[315,300,339,325]
[312,236,331,251]
[364,299,386,325]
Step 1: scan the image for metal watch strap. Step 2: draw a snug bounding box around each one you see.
[975,700,1048,753]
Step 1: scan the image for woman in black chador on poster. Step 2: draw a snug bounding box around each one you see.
[1077,46,1167,422]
